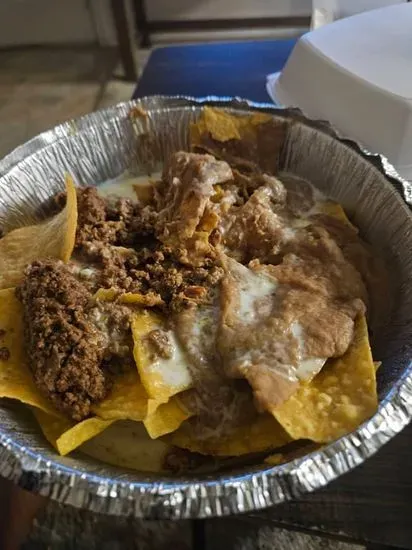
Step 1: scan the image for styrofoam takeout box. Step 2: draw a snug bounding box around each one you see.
[267,3,412,181]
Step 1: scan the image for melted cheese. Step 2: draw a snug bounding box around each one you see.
[291,322,326,381]
[132,311,192,403]
[98,172,161,200]
[150,331,192,390]
[237,269,277,322]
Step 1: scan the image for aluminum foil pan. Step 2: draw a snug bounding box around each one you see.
[1,96,412,519]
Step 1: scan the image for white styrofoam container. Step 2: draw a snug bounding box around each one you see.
[267,3,412,181]
[311,0,407,29]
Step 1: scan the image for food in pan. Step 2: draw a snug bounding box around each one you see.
[0,108,381,471]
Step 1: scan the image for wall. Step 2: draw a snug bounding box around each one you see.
[0,0,98,46]
[145,0,311,21]
[0,0,310,48]
[0,0,135,47]
[0,0,408,48]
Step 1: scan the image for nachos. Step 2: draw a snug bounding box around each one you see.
[0,108,381,471]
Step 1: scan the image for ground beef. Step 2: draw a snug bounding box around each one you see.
[76,186,107,226]
[67,186,225,311]
[17,260,110,421]
[76,240,224,313]
[145,329,173,360]
[54,186,157,250]
[88,301,133,363]
[0,347,10,361]
[52,157,226,314]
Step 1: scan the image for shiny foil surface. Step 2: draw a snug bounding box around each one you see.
[0,96,411,519]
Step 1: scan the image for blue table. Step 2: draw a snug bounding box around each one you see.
[133,39,298,103]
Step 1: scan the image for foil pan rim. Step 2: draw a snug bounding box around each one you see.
[0,95,411,519]
[2,94,410,203]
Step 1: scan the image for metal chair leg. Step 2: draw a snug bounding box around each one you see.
[110,0,139,81]
[132,0,150,48]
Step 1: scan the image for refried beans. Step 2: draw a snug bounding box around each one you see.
[17,150,381,430]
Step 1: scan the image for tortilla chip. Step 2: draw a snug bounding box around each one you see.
[198,209,220,233]
[192,107,273,144]
[36,375,188,454]
[0,174,78,289]
[81,420,171,472]
[120,293,163,306]
[132,179,158,204]
[168,413,290,457]
[131,310,192,403]
[91,370,148,422]
[87,309,192,437]
[264,453,285,466]
[93,288,163,307]
[34,409,113,456]
[93,288,118,301]
[272,315,377,443]
[191,107,287,175]
[0,288,58,415]
[317,201,357,231]
[144,396,192,439]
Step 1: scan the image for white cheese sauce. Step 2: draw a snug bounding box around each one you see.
[227,259,326,384]
[97,172,161,200]
[291,321,326,381]
[149,330,192,390]
[237,268,277,323]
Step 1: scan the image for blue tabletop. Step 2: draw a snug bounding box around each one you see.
[133,39,298,103]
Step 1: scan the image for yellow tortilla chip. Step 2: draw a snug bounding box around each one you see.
[88,311,191,437]
[191,107,272,144]
[198,210,219,234]
[168,413,290,457]
[81,421,172,472]
[93,288,163,307]
[93,288,118,301]
[35,373,188,454]
[91,370,148,422]
[0,288,58,415]
[272,315,377,443]
[33,409,114,456]
[120,293,163,306]
[264,453,285,466]
[132,179,158,205]
[191,107,286,175]
[317,201,357,231]
[144,396,192,439]
[0,174,78,289]
[131,310,192,403]
[211,185,225,203]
